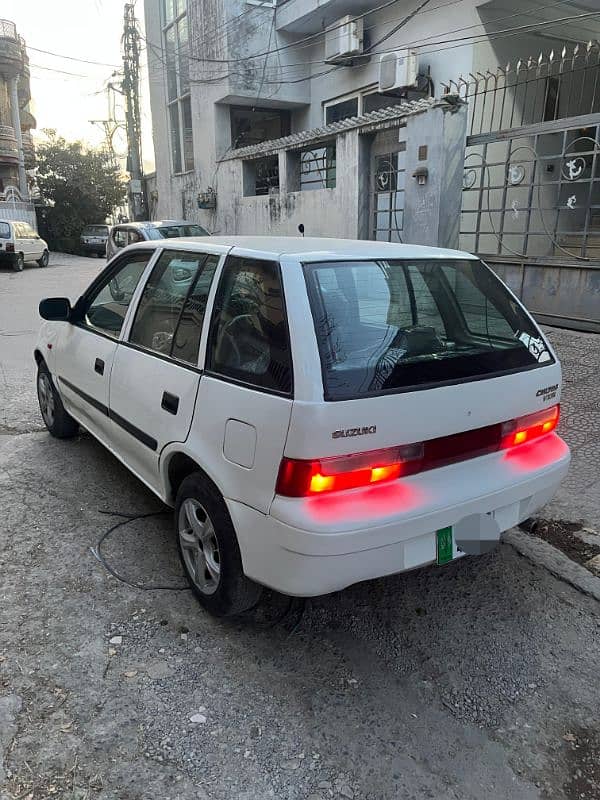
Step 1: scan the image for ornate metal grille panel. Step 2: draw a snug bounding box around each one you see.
[300,143,336,190]
[446,43,600,263]
[372,140,406,243]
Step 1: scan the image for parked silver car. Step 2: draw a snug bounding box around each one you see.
[106,220,210,261]
[80,224,110,257]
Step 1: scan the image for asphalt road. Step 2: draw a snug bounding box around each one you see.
[0,252,104,435]
[0,254,599,800]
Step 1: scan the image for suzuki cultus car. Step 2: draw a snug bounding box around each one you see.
[35,237,570,616]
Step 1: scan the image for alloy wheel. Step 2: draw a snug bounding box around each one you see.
[38,372,55,428]
[178,498,221,595]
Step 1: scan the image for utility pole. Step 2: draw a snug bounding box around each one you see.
[122,3,146,220]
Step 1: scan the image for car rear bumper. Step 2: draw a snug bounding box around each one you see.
[227,434,570,596]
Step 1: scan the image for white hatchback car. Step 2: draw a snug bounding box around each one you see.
[0,220,49,271]
[35,237,570,616]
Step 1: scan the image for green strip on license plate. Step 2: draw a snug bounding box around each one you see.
[436,526,453,565]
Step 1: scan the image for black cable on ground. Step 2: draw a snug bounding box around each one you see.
[90,510,191,592]
[91,511,310,628]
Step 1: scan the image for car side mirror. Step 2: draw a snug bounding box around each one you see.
[39,297,72,321]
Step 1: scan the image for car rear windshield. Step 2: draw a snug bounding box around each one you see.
[149,224,209,239]
[83,226,108,236]
[304,259,554,400]
[0,222,10,239]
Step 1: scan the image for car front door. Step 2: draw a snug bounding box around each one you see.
[54,249,155,442]
[108,248,220,492]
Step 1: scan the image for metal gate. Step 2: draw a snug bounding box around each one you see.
[446,43,600,332]
[371,129,407,243]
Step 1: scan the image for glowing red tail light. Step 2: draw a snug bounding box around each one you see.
[276,443,424,497]
[500,404,560,448]
[276,404,560,498]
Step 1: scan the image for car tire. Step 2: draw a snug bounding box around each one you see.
[36,362,79,439]
[175,472,263,617]
[37,250,49,268]
[13,253,24,272]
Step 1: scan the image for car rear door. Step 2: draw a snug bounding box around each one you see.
[27,225,44,259]
[54,249,155,442]
[188,253,294,513]
[108,248,221,493]
[13,223,30,259]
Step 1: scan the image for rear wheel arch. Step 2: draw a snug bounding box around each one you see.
[165,451,223,506]
[34,349,44,366]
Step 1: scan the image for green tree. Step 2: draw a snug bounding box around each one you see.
[35,130,127,250]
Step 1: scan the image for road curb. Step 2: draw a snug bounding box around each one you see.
[503,528,600,602]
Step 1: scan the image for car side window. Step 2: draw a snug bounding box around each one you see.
[84,252,152,337]
[128,229,144,245]
[112,228,128,248]
[208,256,292,394]
[129,250,219,364]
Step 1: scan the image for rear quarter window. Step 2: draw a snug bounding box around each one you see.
[207,256,292,394]
[305,258,554,400]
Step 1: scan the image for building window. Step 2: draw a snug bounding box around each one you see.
[231,107,291,149]
[163,0,193,174]
[324,89,406,124]
[243,156,280,196]
[324,96,359,125]
[300,143,336,190]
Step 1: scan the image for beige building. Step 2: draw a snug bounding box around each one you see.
[0,18,35,203]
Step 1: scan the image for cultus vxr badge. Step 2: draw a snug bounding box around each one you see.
[332,426,377,439]
[536,384,558,401]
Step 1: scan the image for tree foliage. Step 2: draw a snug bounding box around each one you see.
[36,130,126,242]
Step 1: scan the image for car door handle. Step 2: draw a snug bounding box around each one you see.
[94,358,105,375]
[161,392,179,415]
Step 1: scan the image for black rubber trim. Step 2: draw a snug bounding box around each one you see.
[109,409,158,451]
[58,376,157,451]
[59,376,108,416]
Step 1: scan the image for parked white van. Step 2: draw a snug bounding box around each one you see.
[0,220,49,270]
[35,237,570,616]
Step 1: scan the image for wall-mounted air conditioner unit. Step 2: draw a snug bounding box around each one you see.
[378,49,418,92]
[325,16,364,64]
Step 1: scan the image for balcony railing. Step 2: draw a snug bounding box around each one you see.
[0,19,17,40]
[0,20,23,73]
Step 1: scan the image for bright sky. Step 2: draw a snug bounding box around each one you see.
[3,0,155,171]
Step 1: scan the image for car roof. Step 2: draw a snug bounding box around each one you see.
[132,235,477,262]
[117,220,194,229]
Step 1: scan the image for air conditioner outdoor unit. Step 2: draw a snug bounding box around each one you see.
[325,16,364,64]
[378,49,418,92]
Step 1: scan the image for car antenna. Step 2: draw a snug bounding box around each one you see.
[298,223,305,237]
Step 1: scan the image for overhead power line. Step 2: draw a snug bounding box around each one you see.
[26,45,120,68]
[184,8,600,88]
[167,0,592,67]
[29,63,91,78]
